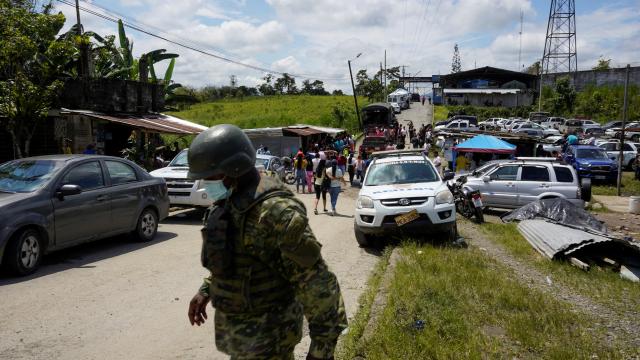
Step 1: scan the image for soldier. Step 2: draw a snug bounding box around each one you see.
[187,124,347,360]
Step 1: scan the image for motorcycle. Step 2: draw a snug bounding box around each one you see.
[447,175,484,224]
[280,156,296,185]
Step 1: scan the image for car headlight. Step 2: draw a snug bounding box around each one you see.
[356,196,374,209]
[435,190,454,204]
[194,180,203,189]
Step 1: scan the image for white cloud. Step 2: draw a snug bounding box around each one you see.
[53,0,640,91]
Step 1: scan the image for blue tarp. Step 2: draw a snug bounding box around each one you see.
[452,134,516,153]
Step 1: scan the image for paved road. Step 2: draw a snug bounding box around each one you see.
[0,186,378,359]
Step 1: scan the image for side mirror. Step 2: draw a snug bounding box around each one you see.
[56,184,82,200]
[482,176,490,183]
[442,172,455,181]
[163,160,170,167]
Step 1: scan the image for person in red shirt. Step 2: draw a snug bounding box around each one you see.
[337,154,347,175]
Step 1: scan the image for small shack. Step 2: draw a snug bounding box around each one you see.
[243,125,345,157]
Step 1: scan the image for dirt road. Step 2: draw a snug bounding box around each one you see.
[0,186,376,359]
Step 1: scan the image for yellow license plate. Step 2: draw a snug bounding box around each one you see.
[395,209,420,226]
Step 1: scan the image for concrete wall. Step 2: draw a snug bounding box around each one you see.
[58,79,165,113]
[541,66,640,91]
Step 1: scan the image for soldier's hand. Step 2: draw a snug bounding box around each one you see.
[188,292,210,326]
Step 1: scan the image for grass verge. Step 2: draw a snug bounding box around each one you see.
[359,243,635,359]
[478,222,640,316]
[337,247,392,359]
[433,105,448,122]
[592,172,640,197]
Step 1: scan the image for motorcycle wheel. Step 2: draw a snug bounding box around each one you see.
[473,206,484,224]
[285,172,296,185]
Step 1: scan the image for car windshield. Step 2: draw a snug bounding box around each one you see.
[365,160,438,186]
[255,158,270,169]
[577,149,609,160]
[0,160,64,193]
[168,150,188,166]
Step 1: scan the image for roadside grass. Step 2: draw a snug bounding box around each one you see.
[167,95,368,133]
[592,172,640,196]
[359,243,634,359]
[433,105,448,121]
[337,247,392,359]
[478,222,640,315]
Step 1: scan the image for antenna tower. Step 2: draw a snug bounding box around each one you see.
[541,0,577,74]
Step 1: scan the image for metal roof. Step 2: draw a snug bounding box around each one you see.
[518,220,614,259]
[60,109,207,134]
[243,125,345,138]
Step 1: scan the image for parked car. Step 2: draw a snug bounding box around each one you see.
[0,155,169,275]
[601,120,624,131]
[502,119,526,131]
[511,122,560,137]
[529,111,550,123]
[150,149,212,208]
[354,150,457,247]
[435,119,476,132]
[598,141,640,170]
[563,145,618,183]
[390,102,401,114]
[605,122,640,138]
[541,117,565,130]
[540,135,565,155]
[478,118,503,131]
[463,159,587,209]
[558,119,600,134]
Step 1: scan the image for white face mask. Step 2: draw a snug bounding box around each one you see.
[201,180,231,201]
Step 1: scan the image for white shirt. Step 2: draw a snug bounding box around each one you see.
[326,167,343,187]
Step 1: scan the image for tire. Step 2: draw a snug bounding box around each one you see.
[354,223,371,248]
[284,172,296,185]
[444,223,457,243]
[134,208,158,242]
[5,228,43,276]
[580,177,592,202]
[474,206,485,224]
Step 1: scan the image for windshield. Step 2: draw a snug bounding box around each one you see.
[0,160,64,193]
[577,149,609,160]
[365,161,438,186]
[168,150,188,167]
[255,158,270,169]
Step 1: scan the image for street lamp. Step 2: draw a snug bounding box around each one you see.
[348,53,363,130]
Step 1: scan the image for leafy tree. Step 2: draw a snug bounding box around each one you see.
[0,1,74,157]
[592,57,611,71]
[451,43,462,73]
[274,73,297,94]
[332,89,344,96]
[355,69,369,96]
[525,61,540,75]
[258,74,275,95]
[551,76,577,115]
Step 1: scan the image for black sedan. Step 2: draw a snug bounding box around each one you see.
[0,155,169,275]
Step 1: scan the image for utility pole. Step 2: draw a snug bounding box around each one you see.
[348,59,362,130]
[380,62,384,101]
[538,57,543,111]
[518,9,523,71]
[617,64,631,196]
[384,50,387,101]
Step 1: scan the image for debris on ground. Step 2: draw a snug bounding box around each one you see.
[502,198,608,233]
[503,199,640,282]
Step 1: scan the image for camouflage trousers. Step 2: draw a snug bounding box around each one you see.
[215,301,303,360]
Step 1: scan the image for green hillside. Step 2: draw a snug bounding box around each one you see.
[167,95,367,132]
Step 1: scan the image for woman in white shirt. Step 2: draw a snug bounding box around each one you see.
[325,160,345,216]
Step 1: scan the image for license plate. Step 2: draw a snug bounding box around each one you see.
[395,209,420,226]
[472,197,483,207]
[595,175,606,180]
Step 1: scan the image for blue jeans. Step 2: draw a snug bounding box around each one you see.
[295,169,306,191]
[329,186,340,211]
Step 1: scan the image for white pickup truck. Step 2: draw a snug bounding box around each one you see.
[434,119,476,132]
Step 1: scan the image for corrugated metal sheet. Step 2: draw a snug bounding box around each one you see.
[517,220,613,259]
[60,109,206,134]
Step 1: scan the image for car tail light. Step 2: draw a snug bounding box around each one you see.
[472,193,481,200]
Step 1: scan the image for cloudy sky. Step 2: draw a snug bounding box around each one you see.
[52,0,640,93]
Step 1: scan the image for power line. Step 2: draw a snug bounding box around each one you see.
[55,0,347,81]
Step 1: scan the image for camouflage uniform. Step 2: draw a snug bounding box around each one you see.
[199,175,347,359]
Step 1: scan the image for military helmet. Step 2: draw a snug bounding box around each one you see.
[188,124,256,179]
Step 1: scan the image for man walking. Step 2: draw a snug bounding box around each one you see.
[187,125,347,360]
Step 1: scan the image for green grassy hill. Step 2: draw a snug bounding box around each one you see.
[167,95,367,132]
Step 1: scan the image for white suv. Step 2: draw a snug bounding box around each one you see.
[149,149,213,208]
[354,150,456,247]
